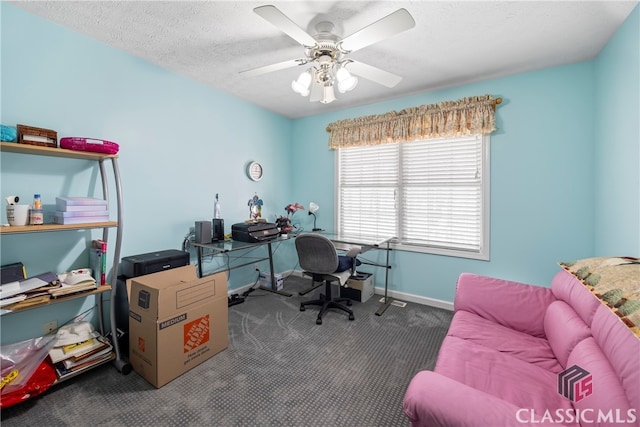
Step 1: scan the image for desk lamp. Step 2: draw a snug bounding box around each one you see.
[308,202,322,231]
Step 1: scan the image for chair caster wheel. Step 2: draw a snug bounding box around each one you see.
[316,318,323,325]
[349,314,355,321]
[300,305,305,311]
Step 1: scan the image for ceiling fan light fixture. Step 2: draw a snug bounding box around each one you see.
[291,69,312,96]
[336,66,358,93]
[321,83,336,104]
[245,6,414,106]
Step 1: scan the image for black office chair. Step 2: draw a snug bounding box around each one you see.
[295,233,358,325]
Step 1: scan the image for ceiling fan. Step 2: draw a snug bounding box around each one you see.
[240,5,415,104]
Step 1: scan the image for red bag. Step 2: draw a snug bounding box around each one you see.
[0,359,57,408]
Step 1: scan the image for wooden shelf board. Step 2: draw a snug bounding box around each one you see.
[0,141,118,161]
[1,286,112,315]
[0,222,118,234]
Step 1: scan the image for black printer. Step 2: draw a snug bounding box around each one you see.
[120,249,190,278]
[232,222,279,243]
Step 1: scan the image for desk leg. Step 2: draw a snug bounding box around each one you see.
[257,242,292,297]
[197,246,203,278]
[375,241,392,316]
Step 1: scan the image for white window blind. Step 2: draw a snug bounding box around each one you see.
[337,135,489,259]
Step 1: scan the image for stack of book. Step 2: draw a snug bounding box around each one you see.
[54,197,109,225]
[49,322,114,380]
[0,272,60,311]
[0,269,103,313]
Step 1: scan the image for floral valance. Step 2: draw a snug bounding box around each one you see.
[326,94,500,150]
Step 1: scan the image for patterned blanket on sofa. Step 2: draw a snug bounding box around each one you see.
[560,257,640,339]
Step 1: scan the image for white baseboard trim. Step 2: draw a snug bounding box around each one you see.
[231,269,454,311]
[228,269,301,296]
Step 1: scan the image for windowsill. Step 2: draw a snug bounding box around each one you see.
[390,242,490,261]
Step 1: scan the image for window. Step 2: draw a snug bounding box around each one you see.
[336,134,489,260]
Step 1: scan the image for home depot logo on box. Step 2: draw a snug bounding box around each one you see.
[184,314,210,352]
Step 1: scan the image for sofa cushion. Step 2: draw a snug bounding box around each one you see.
[551,269,601,326]
[558,257,640,339]
[567,337,636,426]
[455,273,555,338]
[449,310,562,372]
[590,305,640,414]
[434,335,573,415]
[403,371,562,427]
[544,300,592,367]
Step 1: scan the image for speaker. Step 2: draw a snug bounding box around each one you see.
[212,218,224,241]
[195,220,212,244]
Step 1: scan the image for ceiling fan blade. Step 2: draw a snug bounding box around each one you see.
[254,5,317,47]
[346,61,402,88]
[240,59,303,77]
[339,8,415,53]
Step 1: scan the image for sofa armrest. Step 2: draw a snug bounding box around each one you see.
[454,273,556,338]
[403,371,556,427]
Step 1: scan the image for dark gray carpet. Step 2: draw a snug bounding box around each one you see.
[1,275,453,426]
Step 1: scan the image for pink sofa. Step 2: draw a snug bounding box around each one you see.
[403,266,640,427]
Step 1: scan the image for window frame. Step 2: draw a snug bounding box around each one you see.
[334,134,490,261]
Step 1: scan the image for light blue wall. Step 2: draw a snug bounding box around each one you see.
[1,4,638,344]
[0,5,292,343]
[594,5,640,255]
[291,62,597,302]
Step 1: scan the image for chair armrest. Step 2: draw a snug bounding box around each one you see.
[345,247,361,258]
[403,371,556,427]
[454,273,556,338]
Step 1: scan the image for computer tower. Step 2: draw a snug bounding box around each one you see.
[116,249,190,357]
[212,218,224,241]
[195,220,212,244]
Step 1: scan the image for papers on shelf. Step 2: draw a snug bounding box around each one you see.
[0,294,27,307]
[50,270,97,298]
[54,321,99,346]
[0,277,49,299]
[49,336,107,363]
[0,270,99,311]
[49,322,114,379]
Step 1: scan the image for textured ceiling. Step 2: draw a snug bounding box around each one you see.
[11,1,638,119]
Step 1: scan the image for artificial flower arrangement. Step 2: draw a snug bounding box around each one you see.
[275,202,304,234]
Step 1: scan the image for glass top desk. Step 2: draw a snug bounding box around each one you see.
[193,236,292,297]
[316,232,396,316]
[194,232,396,314]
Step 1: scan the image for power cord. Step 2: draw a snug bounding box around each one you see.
[241,269,263,297]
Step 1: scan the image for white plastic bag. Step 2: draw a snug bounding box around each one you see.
[0,334,56,393]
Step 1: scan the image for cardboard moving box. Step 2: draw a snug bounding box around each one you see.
[128,265,228,388]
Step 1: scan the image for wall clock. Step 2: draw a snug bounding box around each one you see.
[246,161,263,181]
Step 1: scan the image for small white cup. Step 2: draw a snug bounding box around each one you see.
[7,204,30,226]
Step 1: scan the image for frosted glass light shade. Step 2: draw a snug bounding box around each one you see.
[336,67,358,93]
[291,70,312,96]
